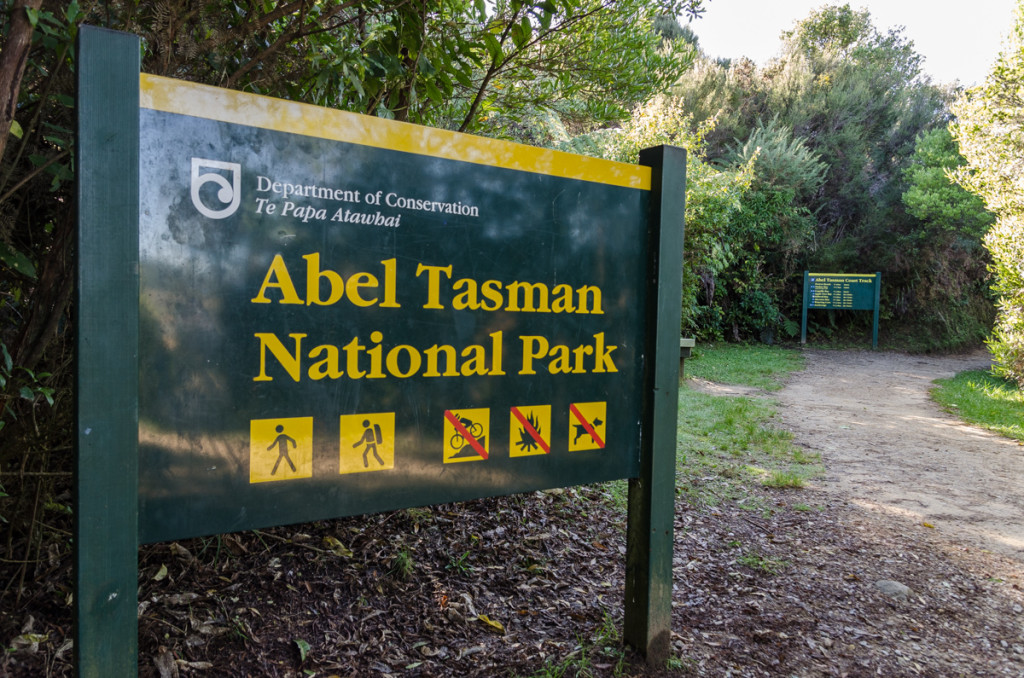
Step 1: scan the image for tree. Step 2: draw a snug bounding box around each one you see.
[902,127,993,237]
[676,4,972,346]
[898,127,994,347]
[716,119,825,341]
[440,0,702,139]
[952,0,1024,385]
[0,0,42,166]
[123,0,702,133]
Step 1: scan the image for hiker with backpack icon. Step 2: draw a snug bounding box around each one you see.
[355,419,385,467]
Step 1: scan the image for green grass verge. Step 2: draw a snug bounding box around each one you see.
[679,342,818,499]
[676,387,821,503]
[931,370,1024,442]
[684,343,804,391]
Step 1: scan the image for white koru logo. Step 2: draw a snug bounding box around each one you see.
[190,157,241,219]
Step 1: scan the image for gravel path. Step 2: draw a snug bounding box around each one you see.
[776,349,1024,562]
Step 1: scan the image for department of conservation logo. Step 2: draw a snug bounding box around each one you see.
[190,157,241,219]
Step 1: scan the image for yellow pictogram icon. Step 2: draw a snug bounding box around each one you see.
[568,402,606,451]
[509,405,551,457]
[339,412,395,474]
[443,408,489,463]
[249,417,313,483]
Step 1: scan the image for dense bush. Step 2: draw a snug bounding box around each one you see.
[952,0,1024,385]
[669,3,993,347]
[559,97,753,337]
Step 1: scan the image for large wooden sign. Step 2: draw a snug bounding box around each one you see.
[136,71,649,542]
[75,26,685,675]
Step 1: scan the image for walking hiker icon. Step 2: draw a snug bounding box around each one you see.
[268,424,297,475]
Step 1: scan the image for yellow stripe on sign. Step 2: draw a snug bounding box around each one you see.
[139,74,651,191]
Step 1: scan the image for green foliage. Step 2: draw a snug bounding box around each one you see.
[561,97,753,334]
[888,127,995,349]
[762,470,805,489]
[705,120,825,340]
[730,118,826,198]
[671,4,986,348]
[390,548,415,580]
[983,218,1024,383]
[446,550,473,574]
[951,0,1024,385]
[781,4,875,58]
[931,369,1024,441]
[0,341,55,433]
[526,610,627,677]
[653,13,697,46]
[685,343,804,391]
[250,0,703,137]
[903,128,994,237]
[736,551,790,573]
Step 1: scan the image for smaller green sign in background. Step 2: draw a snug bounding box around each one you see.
[801,271,881,348]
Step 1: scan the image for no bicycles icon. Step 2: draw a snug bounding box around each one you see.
[443,408,489,463]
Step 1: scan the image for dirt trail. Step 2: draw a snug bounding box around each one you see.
[777,349,1024,562]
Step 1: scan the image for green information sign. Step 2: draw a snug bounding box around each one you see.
[801,271,881,348]
[76,26,685,674]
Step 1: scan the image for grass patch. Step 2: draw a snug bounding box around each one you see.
[526,611,627,677]
[931,370,1024,442]
[736,551,789,575]
[761,469,806,489]
[675,343,820,507]
[676,386,821,507]
[685,343,803,391]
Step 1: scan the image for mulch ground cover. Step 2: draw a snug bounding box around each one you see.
[4,477,1024,677]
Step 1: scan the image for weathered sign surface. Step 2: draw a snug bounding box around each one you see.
[137,73,652,542]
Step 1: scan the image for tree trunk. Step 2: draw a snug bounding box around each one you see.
[0,0,44,165]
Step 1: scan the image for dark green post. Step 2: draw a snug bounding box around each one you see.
[800,271,810,345]
[872,271,881,349]
[625,145,686,663]
[75,26,141,677]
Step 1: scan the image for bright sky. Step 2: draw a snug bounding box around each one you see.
[687,0,1018,86]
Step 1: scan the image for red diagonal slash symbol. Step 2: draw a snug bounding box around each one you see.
[444,410,488,459]
[569,403,605,448]
[510,406,550,454]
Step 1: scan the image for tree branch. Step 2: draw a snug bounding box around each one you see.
[0,0,44,165]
